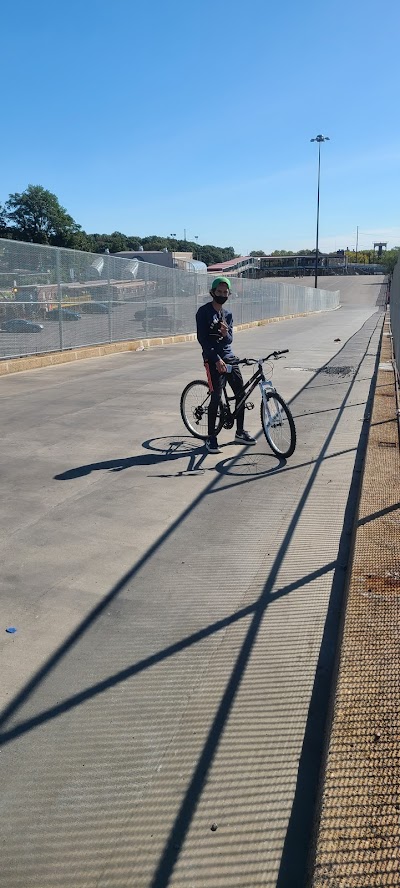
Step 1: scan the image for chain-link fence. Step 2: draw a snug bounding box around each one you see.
[0,238,340,360]
[390,259,400,379]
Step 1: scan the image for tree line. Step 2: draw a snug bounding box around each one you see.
[1,184,398,273]
[0,185,236,267]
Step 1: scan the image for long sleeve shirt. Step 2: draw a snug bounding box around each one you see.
[195,301,235,365]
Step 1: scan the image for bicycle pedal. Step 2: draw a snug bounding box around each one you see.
[245,402,254,410]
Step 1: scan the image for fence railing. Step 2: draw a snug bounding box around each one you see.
[390,259,400,380]
[0,238,340,361]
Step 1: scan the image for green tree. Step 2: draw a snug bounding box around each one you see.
[199,245,236,266]
[250,250,266,257]
[69,230,95,252]
[4,185,81,246]
[126,236,143,250]
[270,250,294,256]
[0,203,9,238]
[345,250,371,264]
[381,248,400,274]
[0,185,243,265]
[141,235,169,251]
[89,234,108,253]
[108,231,128,253]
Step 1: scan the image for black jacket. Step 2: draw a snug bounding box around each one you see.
[196,301,234,365]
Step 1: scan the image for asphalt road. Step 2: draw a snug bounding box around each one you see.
[0,277,386,887]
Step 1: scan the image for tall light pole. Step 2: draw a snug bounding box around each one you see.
[310,134,330,289]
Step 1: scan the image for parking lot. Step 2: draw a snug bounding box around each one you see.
[0,298,196,358]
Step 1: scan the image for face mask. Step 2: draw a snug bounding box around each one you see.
[213,293,228,305]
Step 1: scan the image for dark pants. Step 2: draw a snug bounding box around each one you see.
[205,361,245,437]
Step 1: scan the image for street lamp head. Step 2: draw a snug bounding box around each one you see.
[311,134,330,142]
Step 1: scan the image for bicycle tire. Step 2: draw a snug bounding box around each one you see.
[260,391,296,458]
[180,380,224,440]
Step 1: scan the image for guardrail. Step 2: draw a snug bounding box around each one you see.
[0,238,340,360]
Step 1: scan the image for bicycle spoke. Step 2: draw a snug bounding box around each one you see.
[180,381,223,439]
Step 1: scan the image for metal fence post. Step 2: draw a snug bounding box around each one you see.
[172,266,177,334]
[144,263,149,337]
[105,249,112,343]
[56,249,63,351]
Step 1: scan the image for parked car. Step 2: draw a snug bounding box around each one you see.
[142,315,183,333]
[80,302,109,314]
[1,318,44,333]
[134,305,169,322]
[46,308,81,321]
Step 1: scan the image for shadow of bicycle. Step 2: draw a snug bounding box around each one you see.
[144,436,286,479]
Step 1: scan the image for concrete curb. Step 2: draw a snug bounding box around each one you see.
[0,308,337,376]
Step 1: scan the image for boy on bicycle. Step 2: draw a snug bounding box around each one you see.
[196,276,256,453]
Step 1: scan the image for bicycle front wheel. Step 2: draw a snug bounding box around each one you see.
[261,391,296,458]
[180,380,223,440]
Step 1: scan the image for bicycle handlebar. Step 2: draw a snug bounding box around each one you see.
[233,349,289,366]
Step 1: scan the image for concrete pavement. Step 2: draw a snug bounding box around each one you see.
[0,277,386,887]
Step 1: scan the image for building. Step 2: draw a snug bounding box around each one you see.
[116,250,174,268]
[116,249,207,274]
[207,256,260,278]
[258,254,347,277]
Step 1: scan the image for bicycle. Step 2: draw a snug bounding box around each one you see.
[180,350,296,459]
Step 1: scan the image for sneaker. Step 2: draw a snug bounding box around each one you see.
[206,436,221,454]
[235,430,256,445]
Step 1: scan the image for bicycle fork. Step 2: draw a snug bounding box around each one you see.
[259,380,282,426]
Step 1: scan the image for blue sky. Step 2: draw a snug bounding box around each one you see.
[2,0,400,254]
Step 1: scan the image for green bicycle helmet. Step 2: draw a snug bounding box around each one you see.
[211,276,231,291]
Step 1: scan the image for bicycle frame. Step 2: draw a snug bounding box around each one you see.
[220,362,275,424]
[180,348,294,452]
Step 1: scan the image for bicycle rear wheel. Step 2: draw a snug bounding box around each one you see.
[180,380,224,440]
[261,391,296,458]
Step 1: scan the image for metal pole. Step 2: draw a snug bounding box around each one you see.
[311,134,329,288]
[144,262,149,337]
[56,248,63,351]
[315,141,321,290]
[104,249,112,343]
[107,256,112,343]
[356,226,359,263]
